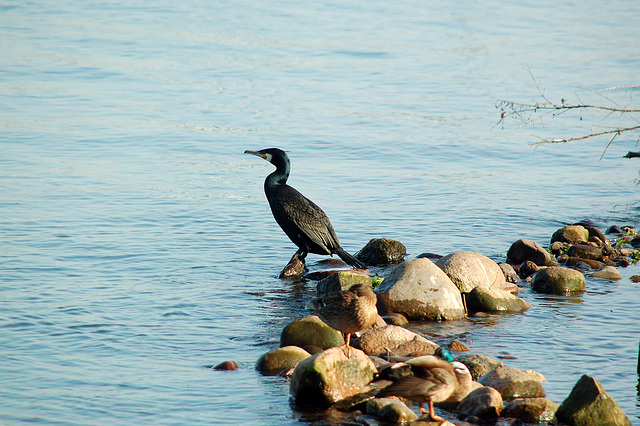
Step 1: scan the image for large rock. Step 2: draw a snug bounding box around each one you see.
[502,397,559,424]
[354,324,438,356]
[531,266,586,295]
[465,286,531,313]
[316,270,372,295]
[551,225,590,244]
[255,346,311,375]
[457,386,503,421]
[478,366,546,401]
[356,238,406,266]
[556,374,631,426]
[567,244,604,261]
[290,346,377,406]
[280,315,345,352]
[375,258,465,321]
[435,251,507,293]
[506,239,556,266]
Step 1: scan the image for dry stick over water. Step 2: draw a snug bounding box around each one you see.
[495,70,640,159]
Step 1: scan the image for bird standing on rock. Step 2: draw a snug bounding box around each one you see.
[305,283,378,357]
[244,148,365,269]
[370,355,470,423]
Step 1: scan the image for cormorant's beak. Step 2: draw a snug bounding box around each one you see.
[244,150,272,162]
[244,150,265,158]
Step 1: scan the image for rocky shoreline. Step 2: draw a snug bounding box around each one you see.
[239,222,637,425]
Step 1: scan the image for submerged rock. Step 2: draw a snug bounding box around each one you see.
[280,315,345,351]
[556,374,631,426]
[435,251,507,293]
[212,360,240,371]
[477,366,546,401]
[255,346,311,376]
[502,397,558,424]
[531,266,585,295]
[316,270,372,295]
[354,324,438,356]
[506,239,556,266]
[375,258,465,321]
[279,254,307,279]
[289,346,377,406]
[465,286,531,314]
[356,238,406,266]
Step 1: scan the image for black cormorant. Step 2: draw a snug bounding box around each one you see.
[244,148,365,269]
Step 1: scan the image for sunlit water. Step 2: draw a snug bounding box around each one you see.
[2,0,639,424]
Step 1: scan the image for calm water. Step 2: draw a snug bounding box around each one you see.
[2,0,640,424]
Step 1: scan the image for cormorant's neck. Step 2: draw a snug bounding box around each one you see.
[264,155,290,188]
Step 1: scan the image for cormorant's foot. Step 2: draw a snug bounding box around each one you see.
[279,254,307,279]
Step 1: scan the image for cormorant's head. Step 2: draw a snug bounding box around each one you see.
[244,148,290,172]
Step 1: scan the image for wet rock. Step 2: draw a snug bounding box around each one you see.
[465,286,531,314]
[280,315,345,351]
[447,339,469,352]
[507,239,556,266]
[212,360,240,371]
[317,270,372,295]
[550,240,571,255]
[435,251,507,293]
[456,354,504,381]
[499,262,520,284]
[565,257,605,269]
[279,254,306,279]
[382,313,409,326]
[375,258,465,321]
[606,225,623,234]
[580,224,608,244]
[590,265,622,280]
[416,252,443,261]
[366,398,419,423]
[255,346,311,376]
[519,260,540,278]
[457,386,503,421]
[531,266,585,295]
[478,366,546,401]
[502,397,558,424]
[290,346,377,406]
[567,244,604,260]
[556,374,631,426]
[356,238,406,266]
[551,225,589,245]
[354,324,438,356]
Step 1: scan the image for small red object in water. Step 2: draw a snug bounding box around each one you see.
[213,361,239,371]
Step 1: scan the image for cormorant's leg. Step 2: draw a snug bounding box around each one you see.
[289,249,307,264]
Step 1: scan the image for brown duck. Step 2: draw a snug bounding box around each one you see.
[305,283,378,357]
[370,355,471,422]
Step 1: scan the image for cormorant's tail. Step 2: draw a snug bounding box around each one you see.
[335,247,366,269]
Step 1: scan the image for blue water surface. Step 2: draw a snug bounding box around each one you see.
[2,0,639,424]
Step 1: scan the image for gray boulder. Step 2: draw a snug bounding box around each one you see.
[354,324,438,356]
[556,374,632,426]
[531,266,586,295]
[478,366,546,401]
[456,354,504,381]
[591,266,622,280]
[435,251,507,293]
[457,386,503,421]
[366,398,419,423]
[375,258,465,321]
